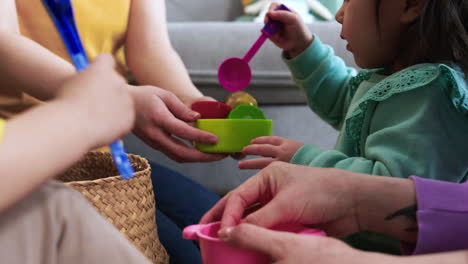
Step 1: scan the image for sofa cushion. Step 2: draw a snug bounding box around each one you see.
[166,0,243,22]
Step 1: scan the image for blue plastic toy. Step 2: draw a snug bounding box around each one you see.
[42,0,134,179]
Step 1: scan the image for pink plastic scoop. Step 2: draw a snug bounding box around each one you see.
[218,4,291,92]
[183,221,325,264]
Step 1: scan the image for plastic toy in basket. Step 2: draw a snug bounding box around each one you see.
[192,92,272,153]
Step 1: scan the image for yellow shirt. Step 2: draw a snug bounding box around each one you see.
[17,0,129,72]
[0,119,5,143]
[0,0,130,118]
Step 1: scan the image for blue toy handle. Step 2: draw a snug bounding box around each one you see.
[110,141,134,180]
[42,0,134,179]
[43,0,89,70]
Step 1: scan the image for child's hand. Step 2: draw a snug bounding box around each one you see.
[57,54,135,149]
[131,86,227,163]
[238,136,304,170]
[265,2,314,58]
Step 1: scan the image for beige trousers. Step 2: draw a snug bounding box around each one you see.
[0,181,151,264]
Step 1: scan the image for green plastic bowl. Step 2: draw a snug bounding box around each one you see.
[195,119,273,153]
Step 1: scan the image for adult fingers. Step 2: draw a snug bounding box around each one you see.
[219,173,271,228]
[242,194,292,228]
[137,128,225,162]
[151,107,218,145]
[219,224,290,261]
[200,194,231,224]
[156,89,201,122]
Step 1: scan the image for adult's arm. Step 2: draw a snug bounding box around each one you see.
[126,0,210,106]
[0,0,75,101]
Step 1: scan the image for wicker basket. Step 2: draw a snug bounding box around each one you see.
[57,152,169,264]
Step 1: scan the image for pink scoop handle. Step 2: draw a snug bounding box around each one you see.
[242,35,267,63]
[242,4,291,63]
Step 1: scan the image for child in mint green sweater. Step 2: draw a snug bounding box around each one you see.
[239,0,468,183]
[238,0,468,254]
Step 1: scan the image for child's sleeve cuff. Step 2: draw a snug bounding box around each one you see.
[290,144,322,165]
[283,35,331,80]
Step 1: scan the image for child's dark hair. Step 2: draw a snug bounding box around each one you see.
[379,0,468,74]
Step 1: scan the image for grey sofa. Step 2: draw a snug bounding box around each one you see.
[124,0,356,194]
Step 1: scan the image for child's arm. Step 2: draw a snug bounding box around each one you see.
[0,0,75,101]
[285,36,356,128]
[290,121,415,179]
[125,0,211,106]
[266,4,357,129]
[291,74,467,182]
[0,55,135,213]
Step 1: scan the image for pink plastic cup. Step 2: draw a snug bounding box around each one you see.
[217,4,291,92]
[183,222,325,264]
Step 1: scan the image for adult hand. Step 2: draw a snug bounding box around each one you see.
[202,161,418,243]
[218,223,388,264]
[201,162,360,237]
[130,86,226,162]
[239,136,304,170]
[58,54,135,149]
